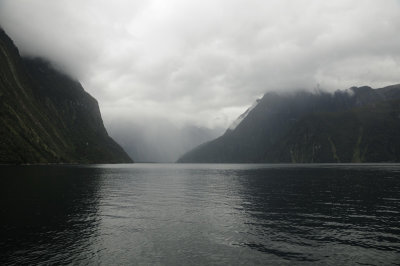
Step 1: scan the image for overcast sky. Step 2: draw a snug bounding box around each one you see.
[1,0,400,129]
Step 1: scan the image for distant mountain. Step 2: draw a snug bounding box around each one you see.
[0,27,132,164]
[107,119,221,163]
[178,85,400,163]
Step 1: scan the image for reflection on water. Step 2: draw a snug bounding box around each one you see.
[1,164,400,265]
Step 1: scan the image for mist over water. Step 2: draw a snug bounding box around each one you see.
[106,119,223,162]
[1,2,400,264]
[1,164,400,265]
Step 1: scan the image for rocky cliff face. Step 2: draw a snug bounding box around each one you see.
[178,85,400,163]
[0,28,132,164]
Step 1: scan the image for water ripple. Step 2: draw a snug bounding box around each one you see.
[1,164,400,265]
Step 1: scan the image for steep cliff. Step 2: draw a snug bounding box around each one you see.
[178,85,400,163]
[0,28,132,164]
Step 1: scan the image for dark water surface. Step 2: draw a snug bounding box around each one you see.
[1,164,400,265]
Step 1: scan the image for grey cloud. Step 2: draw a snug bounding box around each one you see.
[1,0,400,131]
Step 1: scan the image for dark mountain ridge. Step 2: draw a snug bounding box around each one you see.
[178,85,400,163]
[0,27,132,164]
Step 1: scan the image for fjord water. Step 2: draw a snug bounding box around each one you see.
[1,164,400,265]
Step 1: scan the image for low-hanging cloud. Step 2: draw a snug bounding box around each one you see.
[1,0,400,129]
